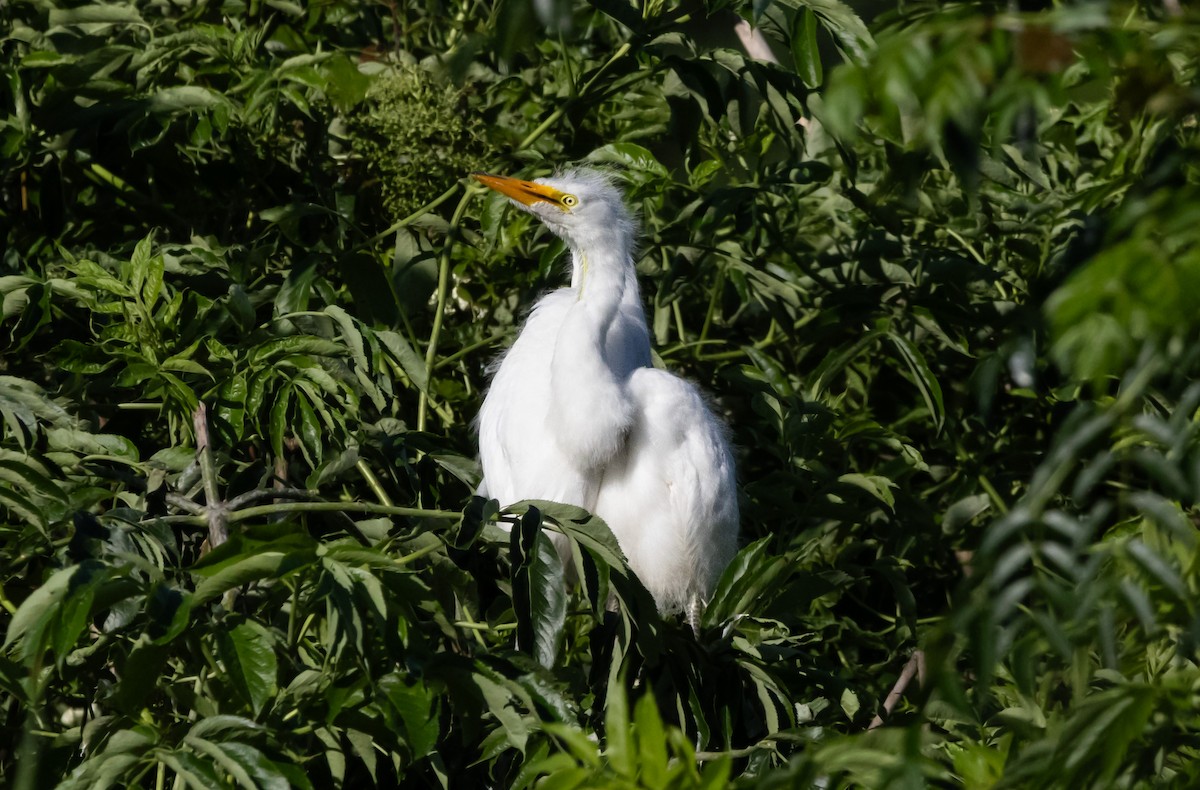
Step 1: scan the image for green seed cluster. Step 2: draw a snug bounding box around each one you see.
[349,67,491,219]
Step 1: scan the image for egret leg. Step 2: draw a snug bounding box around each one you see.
[687,595,703,636]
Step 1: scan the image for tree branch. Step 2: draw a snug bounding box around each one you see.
[193,403,228,548]
[868,650,925,729]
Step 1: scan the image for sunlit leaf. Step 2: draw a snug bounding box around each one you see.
[218,621,278,716]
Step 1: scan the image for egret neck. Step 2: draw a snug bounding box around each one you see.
[548,230,647,468]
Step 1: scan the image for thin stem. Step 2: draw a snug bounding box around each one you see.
[454,621,518,632]
[193,403,228,548]
[165,493,205,515]
[296,612,317,647]
[381,355,455,423]
[0,582,16,615]
[13,712,44,790]
[698,264,724,356]
[455,606,497,647]
[417,191,473,432]
[356,459,394,507]
[225,487,316,511]
[696,349,749,362]
[753,319,778,350]
[434,331,508,370]
[671,300,686,344]
[977,473,1009,515]
[287,578,300,647]
[659,339,729,358]
[151,501,460,528]
[943,226,986,266]
[517,42,632,150]
[358,183,460,250]
[694,742,774,761]
[189,667,207,722]
[396,539,443,565]
[868,650,925,729]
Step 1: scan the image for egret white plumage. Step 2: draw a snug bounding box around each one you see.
[472,168,738,630]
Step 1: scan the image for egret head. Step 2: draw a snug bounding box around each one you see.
[472,168,635,252]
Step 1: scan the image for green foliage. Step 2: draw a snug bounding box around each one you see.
[2,0,1200,787]
[349,66,493,220]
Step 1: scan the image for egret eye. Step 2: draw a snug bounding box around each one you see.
[561,194,578,209]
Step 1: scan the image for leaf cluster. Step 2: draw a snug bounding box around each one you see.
[2,0,1200,787]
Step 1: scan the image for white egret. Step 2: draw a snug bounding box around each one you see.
[472,168,738,630]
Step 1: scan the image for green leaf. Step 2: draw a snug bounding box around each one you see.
[378,674,440,759]
[113,640,168,713]
[603,680,633,779]
[248,337,346,365]
[321,53,371,110]
[633,693,668,786]
[158,749,224,790]
[187,739,294,790]
[840,687,860,720]
[46,427,139,461]
[192,553,291,606]
[188,716,265,740]
[538,723,601,768]
[1124,540,1188,602]
[377,330,428,393]
[274,263,317,315]
[0,376,72,436]
[4,562,108,665]
[838,472,897,509]
[455,496,499,549]
[471,670,530,753]
[129,235,164,307]
[510,506,568,667]
[528,532,567,667]
[147,584,193,644]
[792,8,823,87]
[0,487,46,532]
[324,305,381,408]
[218,621,277,716]
[147,86,230,114]
[942,494,991,534]
[4,561,76,648]
[776,0,874,63]
[887,331,945,432]
[268,384,292,459]
[48,4,146,26]
[703,537,788,626]
[294,390,322,467]
[585,143,668,181]
[182,737,259,789]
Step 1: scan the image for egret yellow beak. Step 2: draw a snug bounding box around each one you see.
[472,172,568,209]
